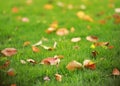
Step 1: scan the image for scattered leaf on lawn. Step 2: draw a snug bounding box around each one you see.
[66,60,83,71]
[23,41,31,46]
[86,36,98,42]
[113,14,120,24]
[41,57,60,65]
[55,74,62,82]
[56,28,69,36]
[70,27,75,33]
[57,1,64,7]
[71,37,81,42]
[26,0,33,5]
[79,4,86,10]
[54,55,64,59]
[77,11,93,22]
[11,84,16,86]
[7,68,16,76]
[12,7,19,13]
[67,4,74,10]
[108,45,114,49]
[99,20,106,24]
[115,8,120,13]
[112,68,120,76]
[27,59,36,64]
[40,45,54,51]
[94,42,109,47]
[0,60,10,69]
[1,48,17,57]
[32,40,42,46]
[50,21,58,28]
[20,60,26,64]
[92,50,98,57]
[83,60,96,70]
[44,4,53,10]
[46,27,56,34]
[43,76,50,81]
[90,44,96,49]
[21,17,29,22]
[32,46,40,52]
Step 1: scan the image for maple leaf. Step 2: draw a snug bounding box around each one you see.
[66,60,83,71]
[83,60,96,70]
[112,68,120,76]
[40,57,60,65]
[1,48,17,57]
[55,74,62,82]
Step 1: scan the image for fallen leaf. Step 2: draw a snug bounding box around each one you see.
[50,21,58,28]
[7,68,16,76]
[99,20,106,24]
[40,45,54,51]
[112,68,120,76]
[27,59,36,64]
[32,40,42,46]
[54,55,64,59]
[0,60,10,69]
[94,42,109,47]
[12,7,19,13]
[56,1,64,7]
[66,60,83,71]
[46,27,56,34]
[79,4,86,10]
[115,8,120,13]
[41,57,60,65]
[70,27,75,33]
[43,76,50,81]
[71,37,81,42]
[90,44,96,49]
[32,46,40,52]
[67,4,74,10]
[92,50,98,57]
[1,48,17,57]
[86,36,98,42]
[22,17,29,22]
[83,60,96,70]
[108,45,114,49]
[20,60,26,64]
[23,41,31,46]
[26,0,33,5]
[56,28,69,36]
[11,84,16,86]
[55,74,62,82]
[44,4,53,10]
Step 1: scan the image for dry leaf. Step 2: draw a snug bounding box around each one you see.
[71,37,81,42]
[54,55,64,59]
[44,4,53,10]
[66,60,83,71]
[79,4,86,10]
[41,57,60,65]
[50,21,58,28]
[32,46,40,52]
[108,45,114,49]
[99,20,106,24]
[1,48,17,57]
[94,42,109,47]
[70,27,75,33]
[83,60,96,70]
[20,60,26,64]
[27,59,36,64]
[32,40,42,46]
[45,27,56,34]
[92,50,98,57]
[11,84,16,86]
[12,7,19,13]
[22,17,29,22]
[57,1,64,7]
[56,28,69,36]
[55,74,62,82]
[23,41,31,46]
[68,4,74,10]
[43,76,50,81]
[86,36,98,42]
[112,68,120,76]
[26,0,33,5]
[0,60,10,69]
[115,8,120,13]
[7,68,16,76]
[40,45,54,51]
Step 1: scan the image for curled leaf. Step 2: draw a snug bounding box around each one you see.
[83,60,96,70]
[1,48,17,57]
[20,60,26,64]
[94,42,109,46]
[66,60,83,71]
[55,74,62,82]
[43,76,50,81]
[41,57,60,65]
[23,41,31,46]
[92,50,98,57]
[71,37,81,42]
[112,68,120,76]
[32,46,40,52]
[32,40,42,46]
[86,36,98,42]
[27,59,36,64]
[56,28,69,36]
[7,68,16,76]
[45,27,56,34]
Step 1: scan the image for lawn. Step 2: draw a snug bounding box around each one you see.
[0,0,120,86]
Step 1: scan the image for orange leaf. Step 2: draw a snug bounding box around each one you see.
[41,57,60,65]
[11,84,16,86]
[44,4,53,10]
[112,68,120,76]
[56,28,69,36]
[12,7,19,13]
[7,68,16,76]
[45,27,56,34]
[83,60,96,70]
[66,60,83,71]
[23,41,31,46]
[1,48,17,57]
[32,46,40,52]
[55,74,62,82]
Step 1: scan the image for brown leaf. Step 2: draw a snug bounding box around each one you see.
[43,76,50,81]
[99,20,106,24]
[66,60,83,71]
[0,60,10,69]
[108,45,114,49]
[54,55,64,59]
[44,4,53,10]
[26,59,36,64]
[92,50,98,57]
[11,84,16,86]
[23,41,31,46]
[94,42,109,47]
[7,68,16,76]
[32,46,40,52]
[1,48,17,57]
[56,28,69,36]
[71,37,81,42]
[112,68,120,76]
[55,74,62,82]
[86,36,98,42]
[12,7,19,13]
[41,57,60,65]
[83,60,96,70]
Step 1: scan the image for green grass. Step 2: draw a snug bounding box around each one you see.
[0,0,120,86]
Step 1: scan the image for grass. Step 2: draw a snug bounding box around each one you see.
[0,0,120,86]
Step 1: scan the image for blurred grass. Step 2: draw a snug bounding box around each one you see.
[0,0,120,86]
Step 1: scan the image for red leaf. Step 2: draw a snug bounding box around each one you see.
[1,48,17,57]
